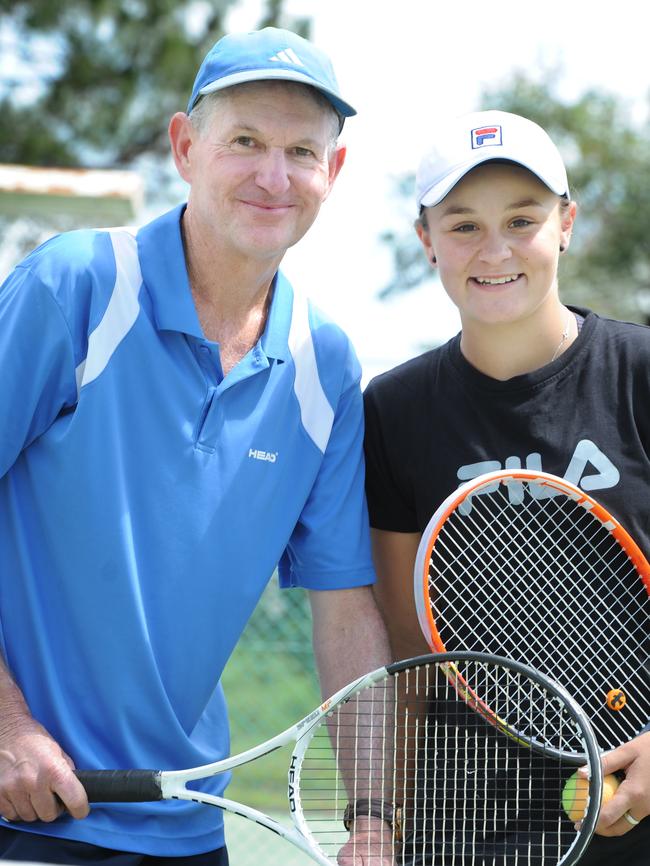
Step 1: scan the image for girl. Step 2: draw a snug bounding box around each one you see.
[364,109,650,864]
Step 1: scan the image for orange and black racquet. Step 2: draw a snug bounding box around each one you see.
[415,469,650,752]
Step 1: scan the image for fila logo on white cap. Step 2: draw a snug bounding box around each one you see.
[269,48,304,66]
[471,125,503,149]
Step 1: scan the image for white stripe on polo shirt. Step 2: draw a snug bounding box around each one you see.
[75,228,141,397]
[288,290,334,454]
[74,231,334,455]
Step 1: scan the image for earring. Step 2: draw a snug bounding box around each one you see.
[431,255,437,264]
[559,244,566,252]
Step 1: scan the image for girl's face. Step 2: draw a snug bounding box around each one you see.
[417,162,576,328]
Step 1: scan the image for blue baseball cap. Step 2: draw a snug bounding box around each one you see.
[187,27,356,121]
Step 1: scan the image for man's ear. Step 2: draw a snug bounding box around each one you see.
[169,113,196,184]
[322,144,346,200]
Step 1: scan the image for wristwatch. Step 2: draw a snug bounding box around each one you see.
[343,798,403,842]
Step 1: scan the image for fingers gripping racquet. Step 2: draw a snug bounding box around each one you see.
[76,652,601,866]
[414,469,650,752]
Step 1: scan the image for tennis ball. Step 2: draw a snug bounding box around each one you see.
[562,772,620,822]
[606,689,627,711]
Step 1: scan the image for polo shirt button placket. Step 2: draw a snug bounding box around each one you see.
[194,342,224,452]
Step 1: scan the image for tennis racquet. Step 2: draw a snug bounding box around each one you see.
[414,469,650,753]
[75,651,602,866]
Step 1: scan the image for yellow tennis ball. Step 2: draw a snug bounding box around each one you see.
[562,772,620,822]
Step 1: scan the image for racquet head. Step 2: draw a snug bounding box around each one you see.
[292,651,602,865]
[414,469,650,752]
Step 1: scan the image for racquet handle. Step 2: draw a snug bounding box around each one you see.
[76,769,163,802]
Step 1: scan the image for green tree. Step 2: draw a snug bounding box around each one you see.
[381,73,650,323]
[0,0,306,168]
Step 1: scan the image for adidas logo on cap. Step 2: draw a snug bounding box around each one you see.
[268,48,304,66]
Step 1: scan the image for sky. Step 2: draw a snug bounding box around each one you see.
[223,0,649,384]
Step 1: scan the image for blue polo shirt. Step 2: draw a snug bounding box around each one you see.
[0,205,376,854]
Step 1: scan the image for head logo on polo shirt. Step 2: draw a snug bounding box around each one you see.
[471,125,502,148]
[249,448,278,463]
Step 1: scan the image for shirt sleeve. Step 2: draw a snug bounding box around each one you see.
[278,348,377,591]
[363,376,420,532]
[0,266,78,478]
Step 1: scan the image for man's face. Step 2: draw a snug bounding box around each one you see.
[176,82,344,265]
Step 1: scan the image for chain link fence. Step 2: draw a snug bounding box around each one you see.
[220,574,322,865]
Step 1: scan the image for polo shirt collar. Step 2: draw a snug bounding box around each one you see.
[136,204,296,361]
[260,270,294,363]
[136,204,203,338]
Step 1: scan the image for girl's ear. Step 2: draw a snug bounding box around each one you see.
[559,199,577,253]
[415,214,438,269]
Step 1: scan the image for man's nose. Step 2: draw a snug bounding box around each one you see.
[254,148,291,196]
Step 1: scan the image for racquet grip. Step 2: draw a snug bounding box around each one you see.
[76,770,163,802]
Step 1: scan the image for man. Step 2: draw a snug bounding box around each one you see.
[0,27,391,864]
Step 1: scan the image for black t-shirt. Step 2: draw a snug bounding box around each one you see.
[364,307,650,554]
[364,308,650,864]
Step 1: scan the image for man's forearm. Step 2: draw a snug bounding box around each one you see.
[0,653,90,822]
[0,654,32,732]
[310,587,400,865]
[310,585,391,699]
[310,587,394,800]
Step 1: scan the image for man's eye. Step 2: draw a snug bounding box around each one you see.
[293,147,316,158]
[232,136,256,148]
[511,218,533,228]
[453,223,477,233]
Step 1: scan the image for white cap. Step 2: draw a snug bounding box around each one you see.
[416,110,569,208]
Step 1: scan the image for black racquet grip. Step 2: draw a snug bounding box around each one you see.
[76,770,164,802]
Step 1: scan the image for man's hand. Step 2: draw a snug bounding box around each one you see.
[337,815,396,865]
[589,730,650,836]
[0,713,89,823]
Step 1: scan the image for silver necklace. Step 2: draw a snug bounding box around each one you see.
[550,308,574,362]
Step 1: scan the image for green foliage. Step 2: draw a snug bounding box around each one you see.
[381,72,650,322]
[0,0,293,168]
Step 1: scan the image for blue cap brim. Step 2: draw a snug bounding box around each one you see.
[195,68,356,118]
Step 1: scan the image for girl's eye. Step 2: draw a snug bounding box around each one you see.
[511,218,533,228]
[453,223,478,233]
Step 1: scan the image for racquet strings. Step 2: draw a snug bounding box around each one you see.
[426,479,650,751]
[297,657,592,864]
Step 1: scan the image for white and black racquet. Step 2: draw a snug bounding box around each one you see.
[414,469,650,753]
[76,651,602,865]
